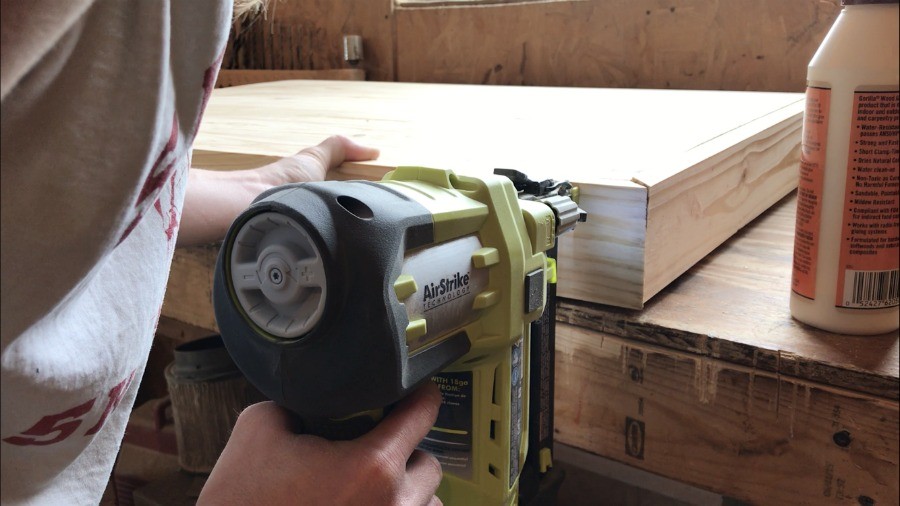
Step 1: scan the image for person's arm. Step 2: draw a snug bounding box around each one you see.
[178,135,379,247]
[198,382,444,506]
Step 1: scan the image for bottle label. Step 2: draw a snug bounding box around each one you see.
[791,86,831,300]
[835,89,900,309]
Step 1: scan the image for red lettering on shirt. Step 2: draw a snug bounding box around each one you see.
[2,399,95,446]
[191,50,225,137]
[84,370,136,436]
[154,171,180,244]
[137,114,179,204]
[3,370,137,446]
[118,113,181,245]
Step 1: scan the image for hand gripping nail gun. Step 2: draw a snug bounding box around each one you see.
[213,167,585,505]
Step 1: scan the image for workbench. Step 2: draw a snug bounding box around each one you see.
[157,81,898,505]
[552,193,898,505]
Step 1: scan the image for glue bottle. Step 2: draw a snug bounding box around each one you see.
[789,0,899,335]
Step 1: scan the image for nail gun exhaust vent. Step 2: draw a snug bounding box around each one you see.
[228,212,327,339]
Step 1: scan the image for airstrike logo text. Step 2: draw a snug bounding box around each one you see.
[423,271,471,310]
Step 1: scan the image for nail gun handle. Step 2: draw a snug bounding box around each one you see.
[292,409,385,441]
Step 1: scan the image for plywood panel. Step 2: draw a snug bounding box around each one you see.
[224,0,839,92]
[184,80,803,310]
[392,0,839,91]
[554,323,898,505]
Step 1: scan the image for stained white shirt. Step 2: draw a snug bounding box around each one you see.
[1,1,230,503]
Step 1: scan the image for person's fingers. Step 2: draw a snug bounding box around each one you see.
[404,449,443,505]
[298,135,379,171]
[337,135,380,162]
[232,401,294,434]
[202,402,296,503]
[361,381,442,459]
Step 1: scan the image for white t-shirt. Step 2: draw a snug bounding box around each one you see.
[1,1,231,503]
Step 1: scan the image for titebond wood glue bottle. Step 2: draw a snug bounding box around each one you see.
[790,0,899,334]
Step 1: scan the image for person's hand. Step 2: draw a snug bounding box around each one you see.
[197,382,444,506]
[179,135,379,247]
[260,134,380,185]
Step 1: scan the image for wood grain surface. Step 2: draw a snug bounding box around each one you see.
[554,323,898,505]
[558,194,899,400]
[188,79,804,308]
[221,0,840,93]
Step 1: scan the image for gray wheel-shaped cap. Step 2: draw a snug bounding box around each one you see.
[228,212,326,339]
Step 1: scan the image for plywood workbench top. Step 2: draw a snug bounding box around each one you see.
[190,79,805,309]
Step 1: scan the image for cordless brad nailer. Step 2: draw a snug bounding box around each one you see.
[213,167,585,505]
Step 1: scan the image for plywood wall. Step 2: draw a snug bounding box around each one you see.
[227,0,841,91]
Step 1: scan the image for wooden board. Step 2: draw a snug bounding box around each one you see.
[554,324,899,506]
[392,0,839,92]
[183,79,804,312]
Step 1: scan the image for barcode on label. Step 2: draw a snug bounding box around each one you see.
[842,269,900,308]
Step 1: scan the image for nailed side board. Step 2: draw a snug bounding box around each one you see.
[186,80,803,310]
[554,323,899,505]
[639,103,803,300]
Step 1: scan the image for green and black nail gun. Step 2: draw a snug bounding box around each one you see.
[213,167,586,505]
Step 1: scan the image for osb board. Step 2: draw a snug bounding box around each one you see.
[187,79,804,310]
[558,194,899,401]
[554,323,899,505]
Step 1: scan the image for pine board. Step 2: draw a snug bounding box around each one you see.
[186,80,804,310]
